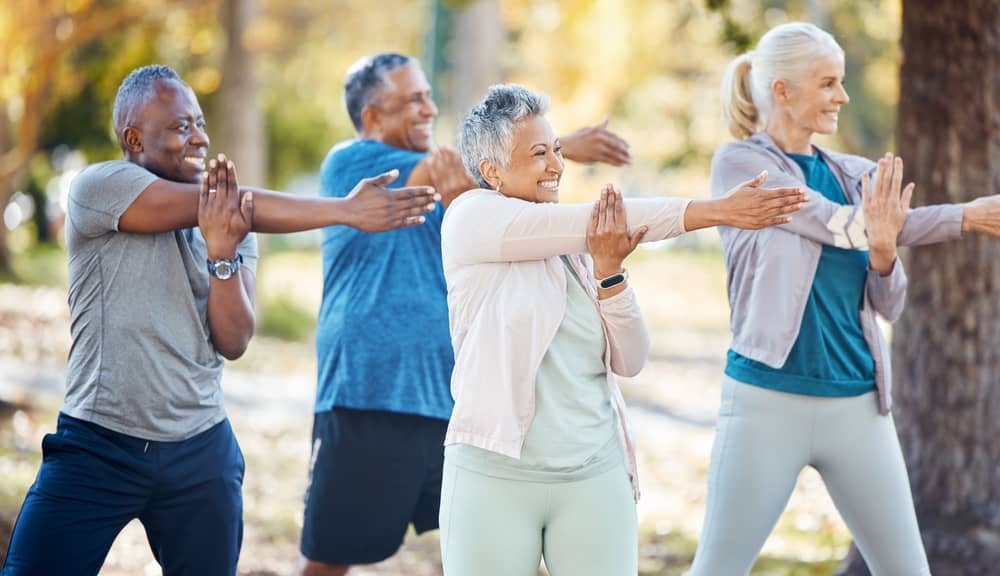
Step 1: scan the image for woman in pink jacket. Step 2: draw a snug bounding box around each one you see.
[436,83,805,576]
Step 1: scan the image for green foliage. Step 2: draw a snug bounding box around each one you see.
[257,295,316,342]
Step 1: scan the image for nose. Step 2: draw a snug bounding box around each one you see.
[423,95,438,118]
[548,149,564,174]
[191,123,210,148]
[835,83,850,105]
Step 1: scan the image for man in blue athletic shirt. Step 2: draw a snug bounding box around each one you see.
[298,53,635,576]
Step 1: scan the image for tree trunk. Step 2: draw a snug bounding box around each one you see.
[449,0,502,120]
[216,0,266,188]
[839,1,1000,574]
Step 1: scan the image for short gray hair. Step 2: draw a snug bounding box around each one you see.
[112,65,184,148]
[344,53,416,131]
[458,84,549,189]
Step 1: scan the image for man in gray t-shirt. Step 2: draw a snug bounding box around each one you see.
[1,65,440,576]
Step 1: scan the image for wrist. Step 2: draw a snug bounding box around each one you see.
[961,202,980,233]
[683,199,723,231]
[206,245,239,261]
[593,262,624,279]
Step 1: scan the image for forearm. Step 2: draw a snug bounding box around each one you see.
[244,187,352,233]
[207,273,255,360]
[682,199,724,231]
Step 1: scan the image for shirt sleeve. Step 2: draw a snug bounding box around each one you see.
[442,190,691,266]
[67,161,159,238]
[237,233,259,275]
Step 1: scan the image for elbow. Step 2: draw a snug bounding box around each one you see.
[218,339,250,361]
[215,325,255,361]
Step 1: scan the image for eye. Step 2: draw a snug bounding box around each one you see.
[554,145,563,155]
[196,120,207,129]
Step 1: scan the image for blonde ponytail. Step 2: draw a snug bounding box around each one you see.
[720,22,843,140]
[720,52,758,140]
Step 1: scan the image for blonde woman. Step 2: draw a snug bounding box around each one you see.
[437,84,804,576]
[692,22,1000,575]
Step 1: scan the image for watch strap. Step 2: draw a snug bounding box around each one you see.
[597,268,628,289]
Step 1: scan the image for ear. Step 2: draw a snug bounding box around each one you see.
[360,104,380,133]
[479,159,502,190]
[122,126,143,154]
[772,79,791,104]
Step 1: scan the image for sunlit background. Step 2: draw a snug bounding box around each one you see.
[1,1,905,574]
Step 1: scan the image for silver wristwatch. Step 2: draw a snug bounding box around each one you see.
[207,254,242,280]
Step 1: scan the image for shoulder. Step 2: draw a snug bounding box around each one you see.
[70,160,155,201]
[820,149,875,179]
[443,189,506,226]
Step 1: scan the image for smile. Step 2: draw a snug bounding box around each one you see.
[184,156,206,170]
[539,180,559,190]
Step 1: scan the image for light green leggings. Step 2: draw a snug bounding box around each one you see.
[438,458,637,576]
[690,376,930,576]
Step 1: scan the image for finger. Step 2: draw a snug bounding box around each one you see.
[368,169,400,187]
[199,169,209,211]
[402,214,426,227]
[588,201,599,236]
[614,189,626,229]
[902,182,915,211]
[629,225,648,251]
[891,157,904,202]
[598,187,609,231]
[606,187,619,228]
[767,216,794,227]
[240,190,254,226]
[876,156,890,203]
[207,158,218,205]
[760,186,805,202]
[396,185,438,200]
[227,161,240,209]
[742,170,768,190]
[599,117,610,130]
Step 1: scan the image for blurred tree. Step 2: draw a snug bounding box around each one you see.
[839,1,1000,574]
[215,0,266,187]
[0,0,152,279]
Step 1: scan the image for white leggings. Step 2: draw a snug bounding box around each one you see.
[689,376,930,576]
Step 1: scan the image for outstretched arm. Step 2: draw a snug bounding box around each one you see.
[559,118,632,167]
[118,155,440,235]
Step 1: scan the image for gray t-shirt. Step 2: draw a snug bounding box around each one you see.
[63,160,258,441]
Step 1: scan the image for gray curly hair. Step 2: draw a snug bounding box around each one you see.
[458,84,549,189]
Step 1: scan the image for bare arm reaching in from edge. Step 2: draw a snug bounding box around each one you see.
[118,154,440,235]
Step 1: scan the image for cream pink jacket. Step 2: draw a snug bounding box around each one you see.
[440,188,692,498]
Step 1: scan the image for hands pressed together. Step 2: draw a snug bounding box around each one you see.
[862,153,913,275]
[199,154,253,261]
[586,184,647,298]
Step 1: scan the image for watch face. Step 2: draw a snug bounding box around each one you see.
[214,261,234,279]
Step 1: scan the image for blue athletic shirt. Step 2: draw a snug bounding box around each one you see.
[314,139,454,420]
[725,150,876,397]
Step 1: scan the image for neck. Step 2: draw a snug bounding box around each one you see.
[765,114,814,155]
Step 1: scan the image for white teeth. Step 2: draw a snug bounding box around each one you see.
[184,157,206,168]
[539,180,559,189]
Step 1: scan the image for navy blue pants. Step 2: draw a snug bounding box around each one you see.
[2,413,244,575]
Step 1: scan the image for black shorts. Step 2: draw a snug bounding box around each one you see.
[300,407,448,565]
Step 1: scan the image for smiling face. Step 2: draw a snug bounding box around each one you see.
[775,51,849,137]
[489,114,564,204]
[123,79,209,183]
[370,63,437,152]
